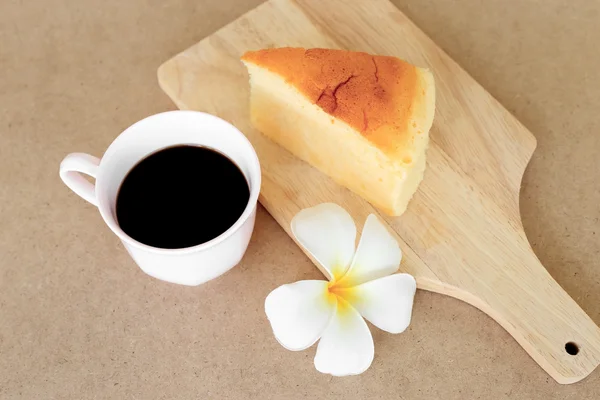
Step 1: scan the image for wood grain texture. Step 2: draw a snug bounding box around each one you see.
[157,0,600,384]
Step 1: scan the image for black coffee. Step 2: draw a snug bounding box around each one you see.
[116,145,250,249]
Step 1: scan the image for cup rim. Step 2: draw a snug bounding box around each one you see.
[96,110,262,255]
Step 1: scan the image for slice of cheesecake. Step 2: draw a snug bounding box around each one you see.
[241,48,435,216]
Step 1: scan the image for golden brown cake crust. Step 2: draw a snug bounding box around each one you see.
[242,48,425,160]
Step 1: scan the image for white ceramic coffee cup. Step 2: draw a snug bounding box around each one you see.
[59,111,261,286]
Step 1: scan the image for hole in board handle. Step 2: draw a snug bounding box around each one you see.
[565,342,579,356]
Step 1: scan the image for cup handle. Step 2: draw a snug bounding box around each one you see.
[59,153,101,206]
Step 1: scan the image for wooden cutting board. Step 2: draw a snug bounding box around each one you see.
[157,0,600,384]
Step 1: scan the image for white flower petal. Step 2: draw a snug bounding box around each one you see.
[291,203,357,281]
[265,280,336,351]
[348,273,417,334]
[314,299,374,376]
[337,214,401,287]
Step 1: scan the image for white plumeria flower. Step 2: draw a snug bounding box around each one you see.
[265,203,417,376]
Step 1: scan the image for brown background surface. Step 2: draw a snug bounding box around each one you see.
[1,0,598,398]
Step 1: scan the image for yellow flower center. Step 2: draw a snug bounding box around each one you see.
[325,279,359,320]
[327,280,356,299]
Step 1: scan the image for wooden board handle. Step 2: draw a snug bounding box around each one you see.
[416,242,600,384]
